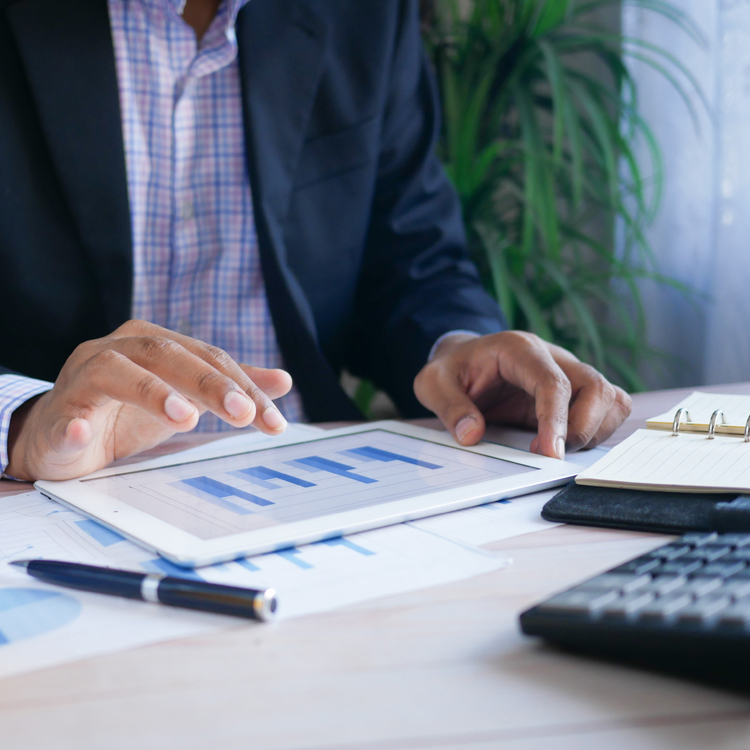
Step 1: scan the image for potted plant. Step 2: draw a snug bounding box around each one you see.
[420,0,706,391]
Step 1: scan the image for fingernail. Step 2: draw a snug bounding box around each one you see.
[165,394,196,423]
[263,406,287,431]
[555,437,566,460]
[224,391,254,420]
[455,415,477,443]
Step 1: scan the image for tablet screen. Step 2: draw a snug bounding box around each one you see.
[83,430,537,540]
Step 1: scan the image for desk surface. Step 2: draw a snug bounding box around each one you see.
[2,383,750,750]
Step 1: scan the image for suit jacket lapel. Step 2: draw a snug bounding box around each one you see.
[236,0,327,339]
[237,1,361,421]
[237,0,327,237]
[7,0,132,331]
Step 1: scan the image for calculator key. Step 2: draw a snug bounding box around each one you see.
[609,557,661,575]
[680,577,724,596]
[602,592,655,617]
[640,575,687,595]
[677,595,732,623]
[645,545,690,561]
[726,566,750,579]
[714,534,750,548]
[718,600,750,626]
[695,561,747,578]
[681,547,732,562]
[637,593,693,620]
[577,574,651,593]
[652,560,703,576]
[537,589,620,615]
[678,532,718,546]
[716,579,750,599]
[721,549,750,562]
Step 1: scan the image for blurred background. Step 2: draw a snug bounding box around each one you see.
[622,1,750,390]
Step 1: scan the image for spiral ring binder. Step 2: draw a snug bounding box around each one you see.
[708,409,726,440]
[670,407,742,439]
[598,392,750,494]
[671,408,691,436]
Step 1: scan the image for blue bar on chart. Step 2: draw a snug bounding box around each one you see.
[232,466,316,489]
[178,477,273,514]
[75,519,126,547]
[286,456,377,484]
[319,536,375,556]
[142,558,203,581]
[235,558,260,572]
[272,547,313,570]
[226,471,277,491]
[341,446,442,470]
[169,481,250,515]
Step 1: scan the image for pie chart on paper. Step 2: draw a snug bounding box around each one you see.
[0,588,81,644]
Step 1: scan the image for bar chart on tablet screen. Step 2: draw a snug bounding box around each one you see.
[84,430,536,540]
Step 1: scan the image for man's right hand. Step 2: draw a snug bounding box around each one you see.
[6,320,292,482]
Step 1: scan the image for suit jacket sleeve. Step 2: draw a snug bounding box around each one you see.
[346,0,505,417]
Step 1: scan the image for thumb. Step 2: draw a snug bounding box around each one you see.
[48,417,95,456]
[414,368,486,446]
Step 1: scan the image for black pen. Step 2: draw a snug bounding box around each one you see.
[10,559,277,622]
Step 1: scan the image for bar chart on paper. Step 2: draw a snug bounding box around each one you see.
[84,430,536,539]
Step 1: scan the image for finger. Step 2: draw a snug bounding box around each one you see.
[111,337,286,433]
[156,338,288,433]
[238,366,293,401]
[578,386,632,450]
[109,321,287,432]
[62,350,200,431]
[503,352,570,460]
[171,342,288,432]
[414,365,486,445]
[41,354,199,461]
[564,366,617,452]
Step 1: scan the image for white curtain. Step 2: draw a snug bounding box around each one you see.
[623,0,750,389]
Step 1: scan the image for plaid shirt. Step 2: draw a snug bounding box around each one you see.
[0,0,306,473]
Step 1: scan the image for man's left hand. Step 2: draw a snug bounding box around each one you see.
[413,331,632,459]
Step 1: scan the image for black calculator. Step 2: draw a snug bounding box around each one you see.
[520,532,750,687]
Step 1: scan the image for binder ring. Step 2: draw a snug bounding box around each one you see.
[708,409,726,439]
[745,415,750,443]
[672,408,691,436]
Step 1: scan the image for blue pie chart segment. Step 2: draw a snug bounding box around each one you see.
[0,588,81,645]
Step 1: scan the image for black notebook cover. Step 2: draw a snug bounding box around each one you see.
[542,483,750,535]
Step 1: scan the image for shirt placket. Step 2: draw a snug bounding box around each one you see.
[168,21,200,338]
[168,13,237,339]
[112,0,306,425]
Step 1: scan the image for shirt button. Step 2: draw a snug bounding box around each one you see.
[180,202,195,221]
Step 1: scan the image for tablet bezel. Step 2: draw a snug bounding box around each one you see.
[35,421,582,567]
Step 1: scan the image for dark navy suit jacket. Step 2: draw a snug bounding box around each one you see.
[0,0,505,420]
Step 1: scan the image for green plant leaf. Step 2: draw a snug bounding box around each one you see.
[476,221,517,327]
[425,0,705,391]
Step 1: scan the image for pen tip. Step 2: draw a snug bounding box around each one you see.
[9,560,30,569]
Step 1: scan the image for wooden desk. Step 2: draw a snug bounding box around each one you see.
[2,384,750,749]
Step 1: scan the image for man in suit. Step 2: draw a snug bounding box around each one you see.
[0,0,630,482]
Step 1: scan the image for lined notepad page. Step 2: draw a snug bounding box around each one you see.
[647,391,750,436]
[576,429,750,493]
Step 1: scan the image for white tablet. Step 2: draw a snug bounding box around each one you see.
[36,421,582,568]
